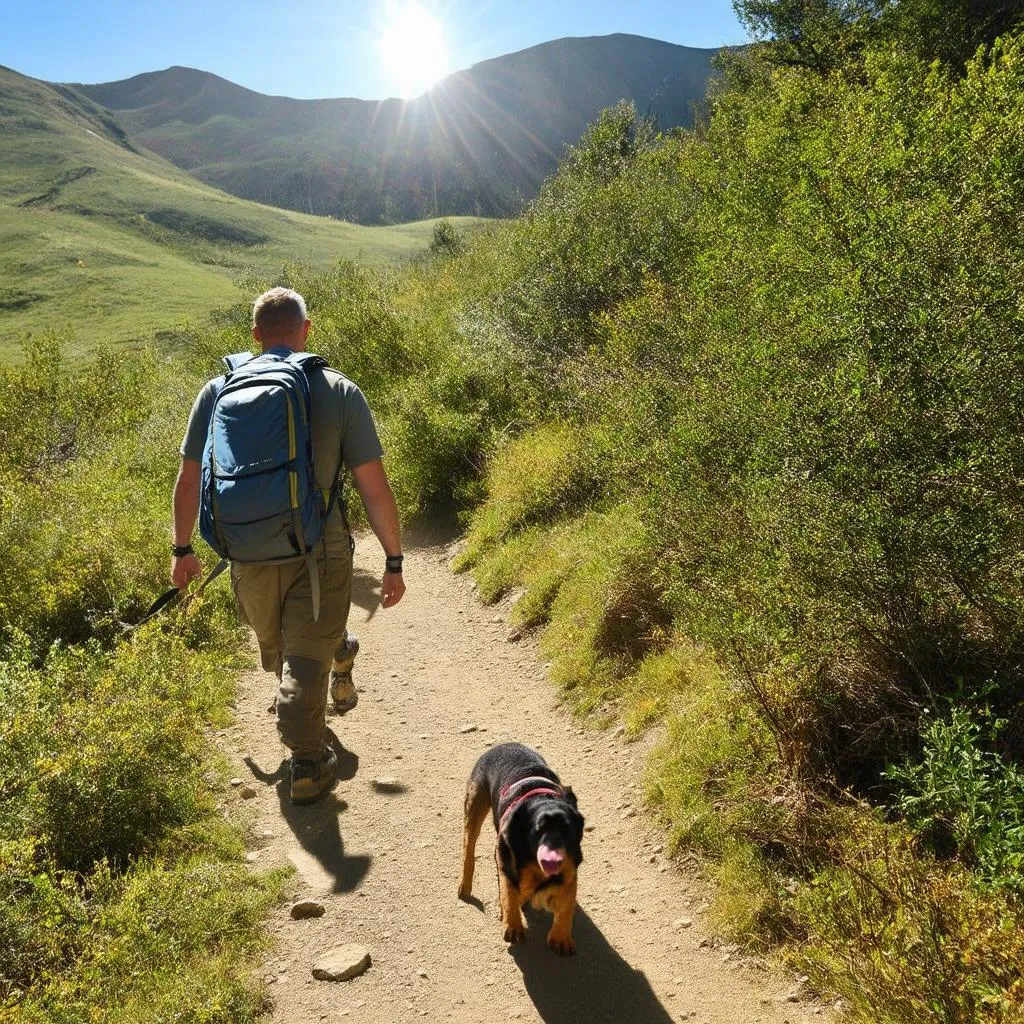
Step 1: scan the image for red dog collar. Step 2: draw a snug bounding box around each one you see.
[498,775,563,835]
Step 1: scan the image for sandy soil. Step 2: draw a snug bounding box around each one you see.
[222,529,829,1024]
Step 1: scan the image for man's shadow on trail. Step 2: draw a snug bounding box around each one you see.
[350,565,381,620]
[509,905,675,1024]
[244,728,370,893]
[348,511,461,622]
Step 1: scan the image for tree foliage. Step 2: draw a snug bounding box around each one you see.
[734,0,885,71]
[885,0,1024,67]
[734,0,1024,71]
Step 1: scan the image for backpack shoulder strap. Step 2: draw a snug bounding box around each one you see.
[222,351,256,373]
[285,354,347,528]
[285,351,332,621]
[285,351,328,374]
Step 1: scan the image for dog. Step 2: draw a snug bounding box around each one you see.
[458,742,584,955]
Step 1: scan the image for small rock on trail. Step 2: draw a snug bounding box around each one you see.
[290,901,326,920]
[311,945,371,982]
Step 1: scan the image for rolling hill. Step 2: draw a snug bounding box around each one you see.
[72,34,719,224]
[0,65,477,357]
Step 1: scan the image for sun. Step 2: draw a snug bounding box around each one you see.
[377,1,450,100]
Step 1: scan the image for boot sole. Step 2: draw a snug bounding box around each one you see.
[333,696,358,715]
[291,786,332,806]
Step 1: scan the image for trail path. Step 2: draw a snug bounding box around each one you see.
[224,531,826,1024]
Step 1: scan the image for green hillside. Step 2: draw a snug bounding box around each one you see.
[0,65,479,357]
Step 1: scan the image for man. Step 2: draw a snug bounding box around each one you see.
[171,287,405,804]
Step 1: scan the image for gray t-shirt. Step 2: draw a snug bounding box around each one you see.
[180,356,384,537]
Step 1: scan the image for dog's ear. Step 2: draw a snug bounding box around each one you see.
[562,806,585,863]
[562,787,585,847]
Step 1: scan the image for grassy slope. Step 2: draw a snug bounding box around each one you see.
[0,66,480,357]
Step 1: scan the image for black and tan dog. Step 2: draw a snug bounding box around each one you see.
[458,742,584,955]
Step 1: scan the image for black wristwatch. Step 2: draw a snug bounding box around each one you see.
[171,543,194,557]
[385,554,404,575]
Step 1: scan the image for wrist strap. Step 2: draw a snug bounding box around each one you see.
[385,554,404,575]
[172,543,194,557]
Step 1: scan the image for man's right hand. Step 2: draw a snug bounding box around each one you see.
[381,571,406,609]
[171,553,203,589]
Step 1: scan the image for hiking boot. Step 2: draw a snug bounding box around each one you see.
[330,671,358,714]
[330,634,360,714]
[290,747,338,805]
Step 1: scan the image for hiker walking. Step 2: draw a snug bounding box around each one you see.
[171,287,405,804]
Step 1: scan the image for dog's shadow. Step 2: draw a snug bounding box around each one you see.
[510,906,676,1024]
[245,729,370,893]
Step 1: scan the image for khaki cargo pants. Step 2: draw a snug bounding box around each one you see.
[231,534,353,762]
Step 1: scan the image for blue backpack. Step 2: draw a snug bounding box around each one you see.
[199,350,337,618]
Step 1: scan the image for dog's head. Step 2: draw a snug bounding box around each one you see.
[525,787,584,876]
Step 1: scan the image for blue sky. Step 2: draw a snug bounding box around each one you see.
[0,0,748,100]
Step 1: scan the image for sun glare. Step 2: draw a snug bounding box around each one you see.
[377,1,450,99]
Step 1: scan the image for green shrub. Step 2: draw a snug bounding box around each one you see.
[791,827,1024,1022]
[0,337,187,655]
[428,218,465,257]
[1,621,242,872]
[227,259,512,515]
[458,422,608,556]
[5,858,285,1023]
[885,706,1024,893]
[0,337,276,1020]
[432,28,1024,1021]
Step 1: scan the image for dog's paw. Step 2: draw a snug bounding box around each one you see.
[457,885,472,902]
[547,933,576,956]
[503,922,527,944]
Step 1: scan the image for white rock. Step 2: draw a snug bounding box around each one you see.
[311,945,371,982]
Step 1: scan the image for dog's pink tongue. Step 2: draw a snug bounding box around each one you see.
[538,844,565,876]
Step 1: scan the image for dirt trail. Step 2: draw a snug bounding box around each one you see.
[225,531,827,1024]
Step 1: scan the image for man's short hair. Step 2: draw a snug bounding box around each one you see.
[252,287,308,339]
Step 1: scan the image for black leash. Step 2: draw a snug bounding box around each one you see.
[129,558,229,632]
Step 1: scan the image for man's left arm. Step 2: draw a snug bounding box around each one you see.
[351,458,405,608]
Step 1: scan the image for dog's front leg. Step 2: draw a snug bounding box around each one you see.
[546,874,577,955]
[496,846,526,943]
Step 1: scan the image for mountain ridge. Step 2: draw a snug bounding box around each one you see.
[74,32,717,106]
[69,34,721,223]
